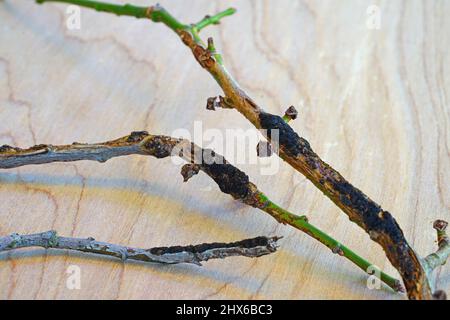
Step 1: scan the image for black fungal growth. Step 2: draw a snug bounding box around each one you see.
[327,175,418,280]
[259,111,408,252]
[201,162,251,200]
[143,137,175,158]
[127,131,149,142]
[191,149,251,200]
[331,179,405,244]
[148,236,270,255]
[258,112,314,158]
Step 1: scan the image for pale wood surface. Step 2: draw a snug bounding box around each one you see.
[0,0,448,299]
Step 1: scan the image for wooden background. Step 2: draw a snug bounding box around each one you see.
[0,0,448,299]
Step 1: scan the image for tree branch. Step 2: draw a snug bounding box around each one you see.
[0,132,402,292]
[27,0,449,298]
[0,230,280,265]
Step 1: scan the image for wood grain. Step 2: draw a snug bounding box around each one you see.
[0,0,448,299]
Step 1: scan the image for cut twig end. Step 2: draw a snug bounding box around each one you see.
[433,220,448,232]
[423,219,450,293]
[266,236,282,252]
[283,105,298,121]
[207,37,215,50]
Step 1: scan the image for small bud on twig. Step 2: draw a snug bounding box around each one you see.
[332,245,344,256]
[206,96,232,110]
[181,163,201,182]
[282,105,298,122]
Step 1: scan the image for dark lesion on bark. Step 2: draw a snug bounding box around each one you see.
[258,110,409,241]
[148,236,277,255]
[140,135,255,203]
[330,179,406,243]
[194,151,254,201]
[257,111,430,298]
[0,145,17,153]
[200,161,251,200]
[142,135,182,158]
[312,162,419,282]
[258,111,314,159]
[126,131,150,143]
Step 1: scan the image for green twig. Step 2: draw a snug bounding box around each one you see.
[37,0,150,20]
[36,0,235,35]
[36,0,233,58]
[193,8,236,32]
[256,194,402,292]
